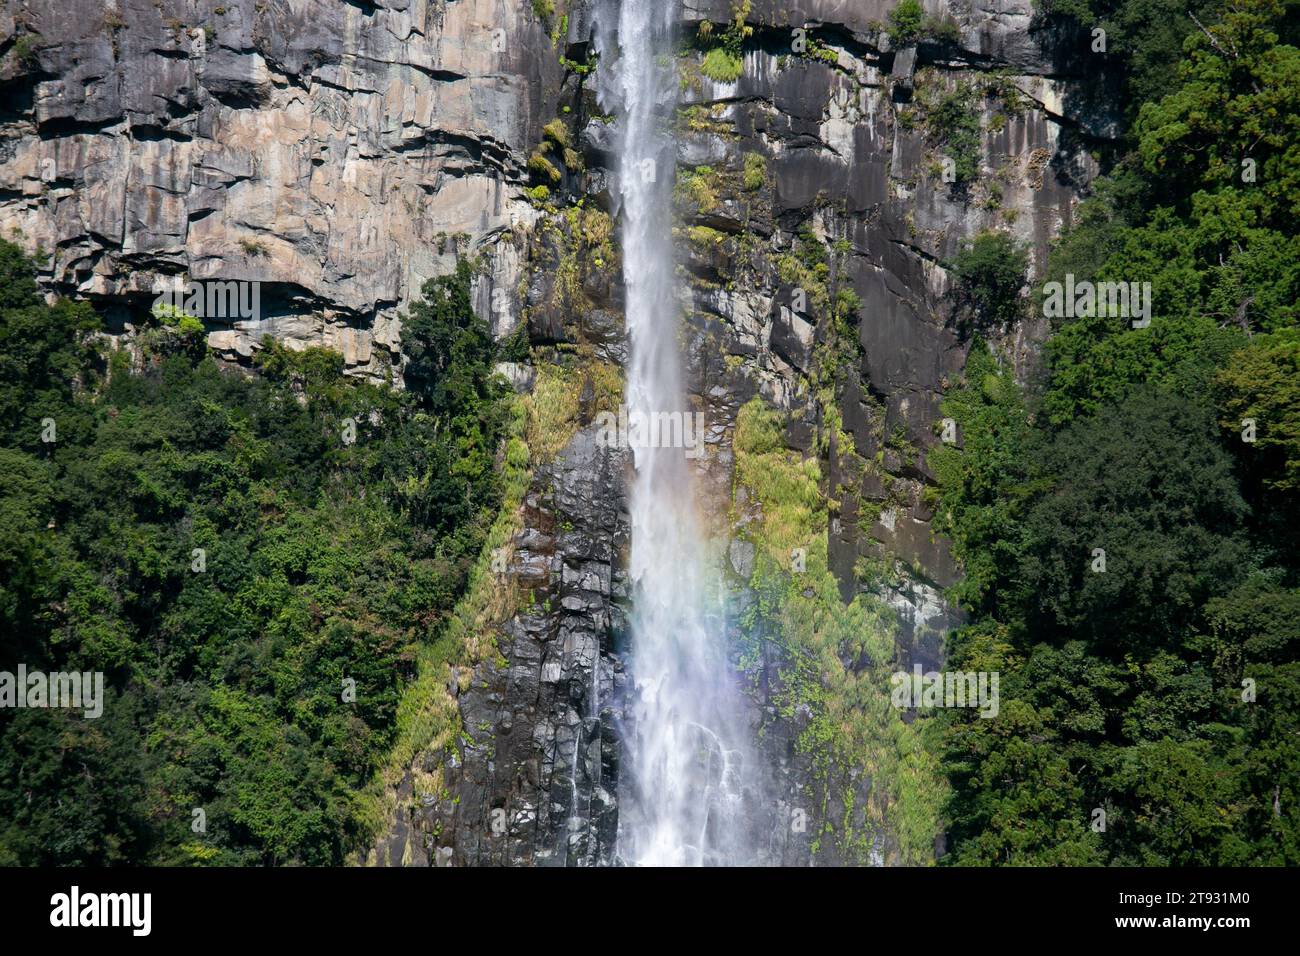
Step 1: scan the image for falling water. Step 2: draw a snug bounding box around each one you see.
[595,0,763,866]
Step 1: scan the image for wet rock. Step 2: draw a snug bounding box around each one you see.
[728,539,756,579]
[412,424,630,867]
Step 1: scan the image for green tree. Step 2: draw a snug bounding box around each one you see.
[950,232,1029,331]
[887,0,926,44]
[0,243,515,865]
[1217,329,1300,493]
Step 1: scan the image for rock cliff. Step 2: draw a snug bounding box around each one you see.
[0,0,558,373]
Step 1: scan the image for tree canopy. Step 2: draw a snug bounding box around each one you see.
[0,244,511,864]
[934,0,1300,865]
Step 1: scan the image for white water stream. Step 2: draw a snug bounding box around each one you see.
[595,0,763,866]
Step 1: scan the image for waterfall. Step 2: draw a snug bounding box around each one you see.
[595,0,763,866]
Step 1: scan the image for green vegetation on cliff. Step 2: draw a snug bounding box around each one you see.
[694,2,751,83]
[0,244,513,864]
[887,0,962,46]
[950,232,1030,331]
[733,398,946,864]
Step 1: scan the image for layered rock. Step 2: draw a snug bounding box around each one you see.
[374,423,629,867]
[0,0,559,375]
[674,0,1113,643]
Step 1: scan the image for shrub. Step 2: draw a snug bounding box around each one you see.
[528,150,561,183]
[950,231,1029,328]
[888,0,962,46]
[9,34,40,66]
[924,81,982,185]
[542,118,569,148]
[701,47,743,83]
[887,0,925,45]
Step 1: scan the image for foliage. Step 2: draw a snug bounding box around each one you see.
[1134,0,1300,229]
[950,231,1029,330]
[910,74,984,186]
[887,0,926,45]
[677,165,721,213]
[733,398,945,863]
[528,149,562,183]
[929,343,1035,615]
[542,118,570,149]
[0,244,513,864]
[696,1,751,83]
[936,0,1300,865]
[400,259,512,534]
[8,33,41,67]
[1035,0,1243,119]
[888,0,962,46]
[1216,329,1300,493]
[1017,388,1248,651]
[701,47,743,82]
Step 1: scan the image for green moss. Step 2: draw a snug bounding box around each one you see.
[677,104,734,136]
[542,118,570,148]
[701,47,743,82]
[541,204,617,315]
[525,351,622,462]
[695,0,753,83]
[677,165,722,213]
[687,224,727,248]
[730,227,939,862]
[528,150,562,183]
[732,397,946,864]
[742,152,767,191]
[531,121,583,181]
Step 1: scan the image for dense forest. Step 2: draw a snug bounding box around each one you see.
[0,248,511,864]
[933,0,1300,863]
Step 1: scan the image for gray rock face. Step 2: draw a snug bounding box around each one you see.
[390,425,630,867]
[668,3,1108,861]
[0,0,559,376]
[672,4,1111,603]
